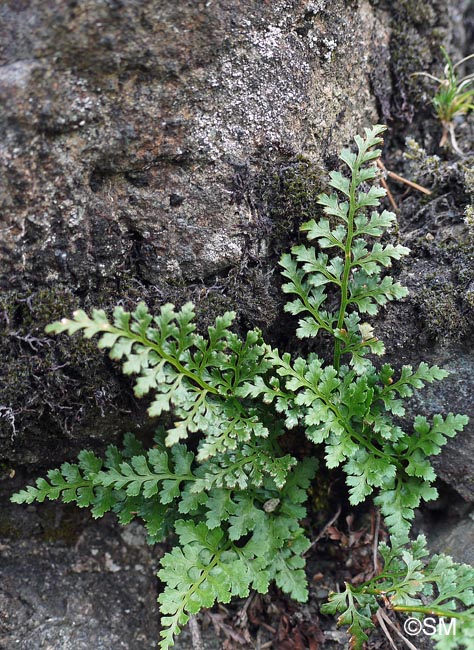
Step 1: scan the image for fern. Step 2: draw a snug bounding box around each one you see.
[323,535,474,650]
[12,125,472,650]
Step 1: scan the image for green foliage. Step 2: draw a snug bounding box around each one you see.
[12,125,472,649]
[414,46,474,153]
[323,535,474,650]
[12,427,315,647]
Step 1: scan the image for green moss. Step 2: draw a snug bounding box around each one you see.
[383,0,449,123]
[1,152,326,467]
[0,266,281,466]
[0,283,152,466]
[416,285,467,340]
[397,0,436,25]
[254,157,326,254]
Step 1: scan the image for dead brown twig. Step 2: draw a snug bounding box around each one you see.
[376,609,400,650]
[303,504,342,557]
[376,159,432,212]
[372,508,381,577]
[188,615,204,650]
[376,608,420,650]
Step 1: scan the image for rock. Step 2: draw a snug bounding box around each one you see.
[0,0,382,289]
[429,514,474,565]
[376,143,474,501]
[2,0,472,480]
[412,348,474,502]
[0,486,161,650]
[0,0,393,466]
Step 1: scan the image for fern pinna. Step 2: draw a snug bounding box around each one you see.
[13,125,473,649]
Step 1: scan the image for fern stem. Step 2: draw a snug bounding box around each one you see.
[277,357,401,468]
[164,542,232,641]
[391,605,468,620]
[334,161,358,370]
[299,291,334,333]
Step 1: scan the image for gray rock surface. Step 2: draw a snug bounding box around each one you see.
[429,515,474,566]
[0,0,387,467]
[2,0,472,486]
[0,490,161,650]
[0,0,380,289]
[378,150,474,500]
[415,349,474,502]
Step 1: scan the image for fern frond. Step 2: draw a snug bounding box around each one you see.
[13,125,471,650]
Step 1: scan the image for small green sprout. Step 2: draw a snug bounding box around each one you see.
[414,47,474,154]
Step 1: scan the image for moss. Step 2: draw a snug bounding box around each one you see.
[396,0,436,25]
[0,149,327,469]
[253,156,326,254]
[0,282,154,467]
[416,284,468,341]
[396,129,474,345]
[371,0,449,128]
[408,216,474,342]
[0,265,281,467]
[402,140,472,201]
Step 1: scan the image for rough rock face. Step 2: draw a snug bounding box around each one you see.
[376,144,474,501]
[0,0,380,289]
[2,0,471,481]
[0,482,161,650]
[0,0,385,466]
